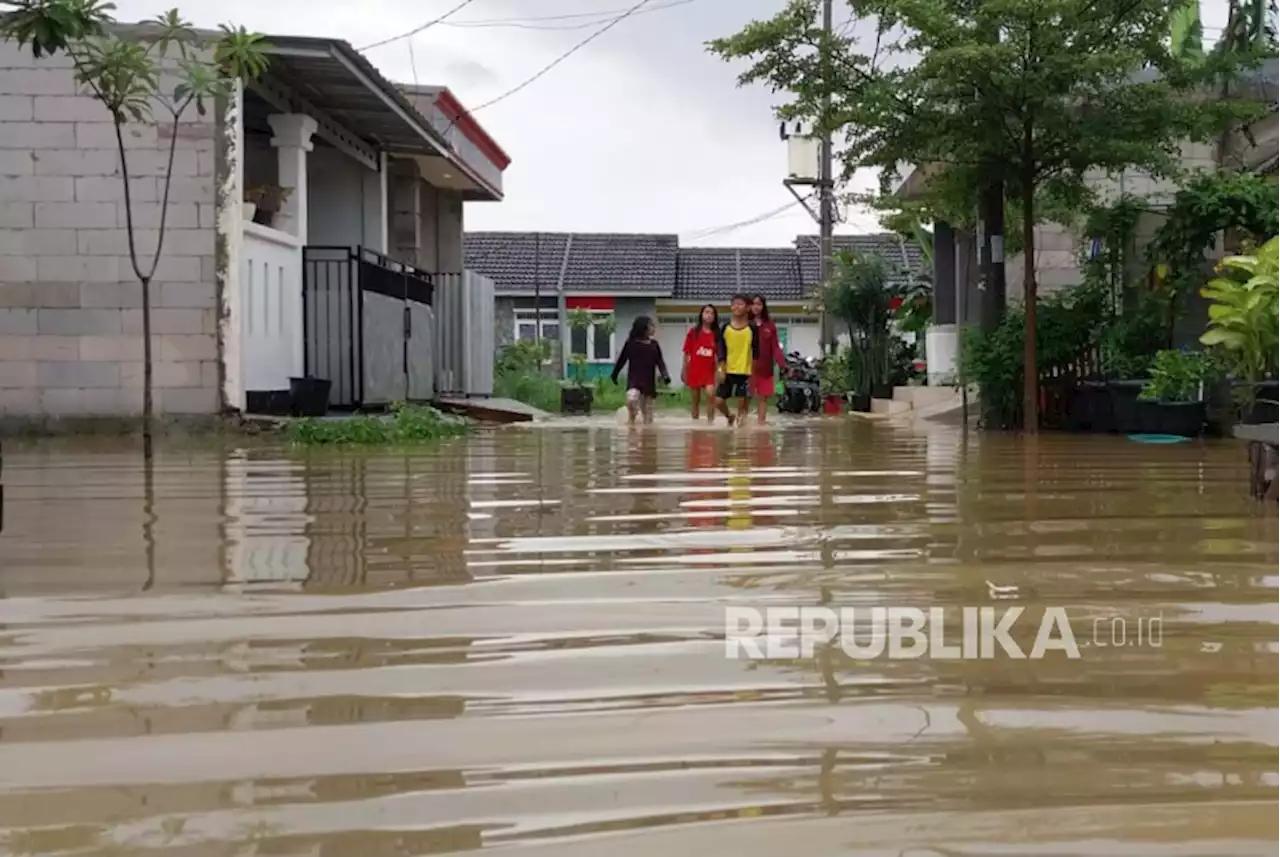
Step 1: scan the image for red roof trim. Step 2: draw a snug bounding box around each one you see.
[434,89,512,171]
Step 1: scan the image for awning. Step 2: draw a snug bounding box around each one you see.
[256,35,501,200]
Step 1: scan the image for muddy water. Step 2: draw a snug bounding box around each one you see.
[0,421,1275,856]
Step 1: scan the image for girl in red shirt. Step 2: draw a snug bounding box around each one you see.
[682,304,721,421]
[749,294,788,424]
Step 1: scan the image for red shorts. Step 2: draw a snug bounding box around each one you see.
[750,374,776,397]
[685,358,717,389]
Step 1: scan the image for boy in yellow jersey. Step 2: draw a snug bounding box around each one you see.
[715,294,759,426]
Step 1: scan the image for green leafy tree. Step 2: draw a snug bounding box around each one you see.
[2,1,267,439]
[709,0,1266,431]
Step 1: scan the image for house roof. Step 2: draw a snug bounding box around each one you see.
[794,233,925,288]
[466,230,925,297]
[464,232,679,294]
[674,247,806,301]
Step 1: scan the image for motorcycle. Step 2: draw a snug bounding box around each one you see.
[776,351,821,414]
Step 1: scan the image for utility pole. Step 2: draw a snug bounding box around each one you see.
[534,231,543,373]
[817,0,836,354]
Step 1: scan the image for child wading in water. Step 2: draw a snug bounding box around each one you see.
[682,304,722,421]
[610,316,670,426]
[715,294,759,427]
[749,294,788,425]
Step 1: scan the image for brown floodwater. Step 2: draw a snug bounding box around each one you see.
[0,419,1275,856]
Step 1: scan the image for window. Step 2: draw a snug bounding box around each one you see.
[568,310,615,362]
[513,311,560,363]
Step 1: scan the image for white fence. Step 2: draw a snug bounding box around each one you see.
[242,223,303,393]
[433,270,495,397]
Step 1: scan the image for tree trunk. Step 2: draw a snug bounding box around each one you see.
[1021,166,1038,433]
[142,275,153,447]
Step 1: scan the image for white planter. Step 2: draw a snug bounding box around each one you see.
[243,201,257,221]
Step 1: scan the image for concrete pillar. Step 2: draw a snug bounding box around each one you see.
[926,220,959,386]
[955,229,981,327]
[932,221,957,325]
[362,151,388,253]
[388,158,422,266]
[267,113,317,241]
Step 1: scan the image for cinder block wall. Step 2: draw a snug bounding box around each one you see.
[0,40,221,422]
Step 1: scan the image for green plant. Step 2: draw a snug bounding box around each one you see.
[288,402,470,445]
[818,349,855,396]
[1150,171,1280,315]
[959,280,1109,428]
[2,3,268,443]
[495,339,550,378]
[1139,349,1213,402]
[1200,235,1280,388]
[823,251,900,393]
[244,184,292,210]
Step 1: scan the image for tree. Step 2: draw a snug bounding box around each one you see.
[822,250,899,395]
[709,0,1266,431]
[1,1,267,441]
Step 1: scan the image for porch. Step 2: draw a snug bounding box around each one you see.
[227,35,508,415]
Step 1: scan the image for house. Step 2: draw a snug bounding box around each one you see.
[463,231,677,381]
[0,29,508,423]
[464,230,923,385]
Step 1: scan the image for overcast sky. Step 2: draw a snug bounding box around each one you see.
[111,0,1236,247]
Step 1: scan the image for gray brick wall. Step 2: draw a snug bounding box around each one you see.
[0,39,221,420]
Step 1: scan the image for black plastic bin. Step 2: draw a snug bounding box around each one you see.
[290,376,332,417]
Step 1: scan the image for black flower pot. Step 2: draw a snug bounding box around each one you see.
[560,386,594,415]
[848,392,872,413]
[1067,382,1113,433]
[1107,381,1145,434]
[1234,381,1279,425]
[1136,400,1206,437]
[289,376,331,417]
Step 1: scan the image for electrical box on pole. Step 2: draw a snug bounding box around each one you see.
[780,120,821,184]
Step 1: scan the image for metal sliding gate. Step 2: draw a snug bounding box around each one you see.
[302,246,435,409]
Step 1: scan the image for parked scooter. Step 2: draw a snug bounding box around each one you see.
[777,351,821,414]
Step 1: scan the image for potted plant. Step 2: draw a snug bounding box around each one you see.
[1200,236,1279,425]
[561,309,615,415]
[1137,349,1212,436]
[819,351,852,415]
[245,184,293,230]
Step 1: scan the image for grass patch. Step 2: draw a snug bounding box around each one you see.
[287,403,471,446]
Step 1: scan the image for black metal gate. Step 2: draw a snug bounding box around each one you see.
[302,246,435,409]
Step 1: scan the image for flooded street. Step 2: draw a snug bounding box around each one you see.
[0,420,1275,856]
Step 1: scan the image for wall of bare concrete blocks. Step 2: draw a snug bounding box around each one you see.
[1005,141,1222,303]
[0,40,221,422]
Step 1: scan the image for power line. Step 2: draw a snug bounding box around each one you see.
[359,0,480,52]
[464,0,663,116]
[681,195,812,242]
[440,0,697,31]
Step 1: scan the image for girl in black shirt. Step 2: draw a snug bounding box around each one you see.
[611,316,671,425]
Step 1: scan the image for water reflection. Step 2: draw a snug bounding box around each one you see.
[0,423,1274,855]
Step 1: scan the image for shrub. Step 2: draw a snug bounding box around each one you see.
[288,402,470,446]
[1139,349,1214,403]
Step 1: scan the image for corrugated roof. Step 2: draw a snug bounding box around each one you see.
[674,247,805,301]
[464,232,677,293]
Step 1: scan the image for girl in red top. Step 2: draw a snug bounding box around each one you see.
[749,294,788,424]
[682,304,721,421]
